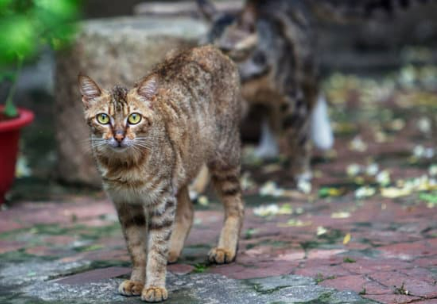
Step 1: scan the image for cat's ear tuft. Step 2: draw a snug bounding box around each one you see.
[137,76,158,102]
[197,0,218,21]
[240,1,258,32]
[78,74,102,106]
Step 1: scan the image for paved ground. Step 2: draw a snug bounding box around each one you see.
[1,69,436,303]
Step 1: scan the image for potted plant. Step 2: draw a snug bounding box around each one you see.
[0,0,81,205]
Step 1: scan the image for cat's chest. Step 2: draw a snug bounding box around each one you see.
[99,164,166,205]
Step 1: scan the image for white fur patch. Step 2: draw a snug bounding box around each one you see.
[189,190,199,201]
[254,120,279,159]
[311,94,334,150]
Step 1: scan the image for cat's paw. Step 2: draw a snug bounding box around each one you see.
[167,251,179,264]
[208,247,235,264]
[118,280,144,296]
[295,171,312,194]
[141,286,168,302]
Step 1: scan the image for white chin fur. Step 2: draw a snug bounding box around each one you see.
[311,94,334,151]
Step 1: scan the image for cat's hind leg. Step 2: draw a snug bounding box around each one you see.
[207,146,244,264]
[115,203,147,297]
[168,186,194,263]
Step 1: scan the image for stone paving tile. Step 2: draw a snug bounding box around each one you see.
[341,258,411,274]
[320,274,371,294]
[379,240,436,260]
[369,271,437,298]
[54,267,131,284]
[0,240,26,254]
[365,294,421,303]
[167,263,194,275]
[416,300,437,304]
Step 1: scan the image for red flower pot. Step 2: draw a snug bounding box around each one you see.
[0,106,34,205]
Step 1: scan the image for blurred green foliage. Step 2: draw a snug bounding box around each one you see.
[0,0,82,117]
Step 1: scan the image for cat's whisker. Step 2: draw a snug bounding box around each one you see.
[135,136,163,141]
[82,137,106,143]
[134,140,153,145]
[133,144,151,150]
[91,142,107,149]
[133,141,153,148]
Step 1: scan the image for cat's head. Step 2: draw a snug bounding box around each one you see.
[197,0,258,62]
[78,74,158,153]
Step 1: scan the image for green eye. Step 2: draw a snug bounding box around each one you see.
[128,113,142,125]
[96,113,110,124]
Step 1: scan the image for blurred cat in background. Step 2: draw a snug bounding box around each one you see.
[197,0,333,192]
[195,0,430,193]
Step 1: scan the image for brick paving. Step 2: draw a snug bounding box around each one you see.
[1,71,436,303]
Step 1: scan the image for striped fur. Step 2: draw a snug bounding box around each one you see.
[199,0,319,183]
[78,46,244,302]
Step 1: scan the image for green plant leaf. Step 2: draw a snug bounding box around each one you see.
[34,0,80,20]
[3,98,18,117]
[419,192,437,205]
[0,70,16,82]
[0,0,81,114]
[0,0,13,12]
[0,17,37,65]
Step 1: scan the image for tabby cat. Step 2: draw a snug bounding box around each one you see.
[196,0,432,188]
[78,45,244,302]
[198,0,332,189]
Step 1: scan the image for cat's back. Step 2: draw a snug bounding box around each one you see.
[157,45,239,89]
[257,0,311,25]
[154,45,240,115]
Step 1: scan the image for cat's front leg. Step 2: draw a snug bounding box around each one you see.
[114,203,147,297]
[282,91,312,186]
[142,196,176,302]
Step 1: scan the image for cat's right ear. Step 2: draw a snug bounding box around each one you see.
[78,74,102,107]
[197,0,218,21]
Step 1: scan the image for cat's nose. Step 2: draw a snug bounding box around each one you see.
[114,131,125,143]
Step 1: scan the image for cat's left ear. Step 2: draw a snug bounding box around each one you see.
[78,74,102,107]
[239,0,258,32]
[137,76,158,105]
[197,0,218,22]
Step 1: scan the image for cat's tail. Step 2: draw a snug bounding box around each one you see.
[311,94,334,151]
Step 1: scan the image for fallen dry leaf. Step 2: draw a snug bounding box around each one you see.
[331,211,351,219]
[343,233,352,245]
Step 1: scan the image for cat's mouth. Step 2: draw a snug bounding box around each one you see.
[111,143,129,152]
[107,140,130,152]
